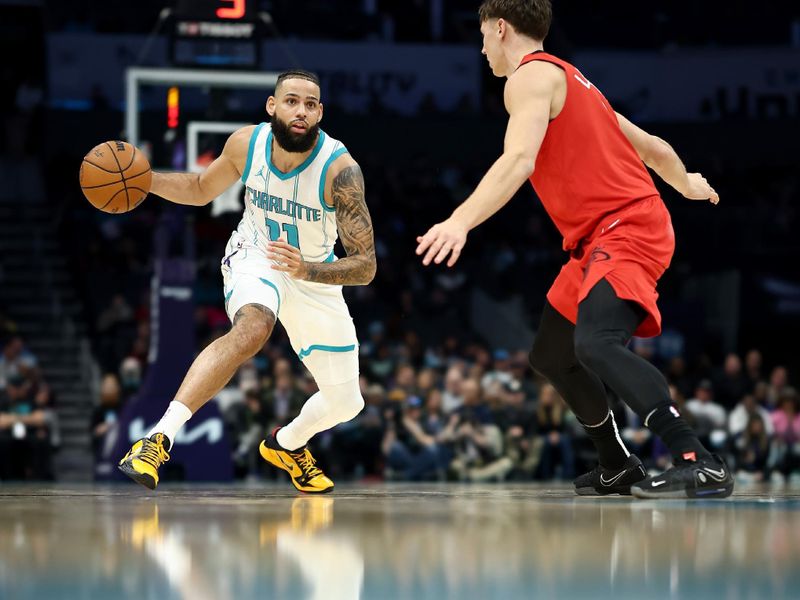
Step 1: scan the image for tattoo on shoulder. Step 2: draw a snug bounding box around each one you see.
[302,164,376,286]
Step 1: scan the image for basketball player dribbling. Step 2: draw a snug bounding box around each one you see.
[416,0,734,498]
[118,70,376,493]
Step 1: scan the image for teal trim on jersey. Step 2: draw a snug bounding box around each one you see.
[224,287,234,310]
[323,249,335,263]
[241,123,266,184]
[318,146,350,213]
[297,343,356,361]
[266,129,327,181]
[258,277,282,314]
[292,174,302,253]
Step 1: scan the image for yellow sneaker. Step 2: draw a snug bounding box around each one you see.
[259,429,334,494]
[118,433,170,490]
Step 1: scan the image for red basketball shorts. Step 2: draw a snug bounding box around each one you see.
[547,196,675,338]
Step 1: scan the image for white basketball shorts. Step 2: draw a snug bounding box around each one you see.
[221,232,359,385]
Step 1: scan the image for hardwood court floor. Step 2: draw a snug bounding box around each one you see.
[1,482,798,599]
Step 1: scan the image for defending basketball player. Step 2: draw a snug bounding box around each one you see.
[416,0,733,498]
[116,70,376,493]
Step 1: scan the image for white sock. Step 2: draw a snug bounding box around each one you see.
[147,401,193,450]
[276,379,364,451]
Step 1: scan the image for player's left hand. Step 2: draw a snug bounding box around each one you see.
[268,238,307,279]
[683,172,720,205]
[416,218,468,267]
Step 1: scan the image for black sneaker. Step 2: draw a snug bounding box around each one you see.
[631,453,734,499]
[574,454,647,496]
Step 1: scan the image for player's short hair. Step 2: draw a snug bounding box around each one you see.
[276,69,321,93]
[478,0,552,41]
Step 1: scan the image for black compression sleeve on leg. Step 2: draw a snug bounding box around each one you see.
[530,303,632,468]
[574,279,672,416]
[529,302,610,425]
[575,279,709,460]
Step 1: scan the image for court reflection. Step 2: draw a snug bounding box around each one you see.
[0,486,798,599]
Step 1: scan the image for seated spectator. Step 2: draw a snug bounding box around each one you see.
[491,379,540,480]
[729,394,774,439]
[382,395,444,481]
[0,336,38,398]
[225,389,270,478]
[509,350,538,400]
[456,378,493,425]
[534,384,575,481]
[416,368,437,400]
[389,364,417,398]
[329,383,386,479]
[766,366,790,409]
[26,384,59,479]
[481,349,515,392]
[441,364,465,413]
[665,356,693,399]
[685,379,728,450]
[713,353,749,410]
[262,371,306,429]
[733,414,773,483]
[447,393,507,483]
[422,388,448,436]
[770,389,800,482]
[119,356,143,400]
[91,374,123,459]
[744,349,764,391]
[753,380,770,408]
[0,382,58,480]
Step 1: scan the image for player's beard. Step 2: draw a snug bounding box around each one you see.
[270,113,319,153]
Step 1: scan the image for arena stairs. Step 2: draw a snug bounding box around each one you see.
[0,162,97,481]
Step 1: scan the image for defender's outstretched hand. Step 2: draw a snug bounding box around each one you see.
[683,173,719,205]
[416,218,469,267]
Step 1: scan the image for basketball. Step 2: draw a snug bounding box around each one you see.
[79,141,151,213]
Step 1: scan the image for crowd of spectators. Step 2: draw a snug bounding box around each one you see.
[230,340,800,484]
[0,318,60,481]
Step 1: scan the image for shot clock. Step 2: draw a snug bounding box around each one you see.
[170,0,261,68]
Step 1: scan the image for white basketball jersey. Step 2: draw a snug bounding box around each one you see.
[238,123,347,262]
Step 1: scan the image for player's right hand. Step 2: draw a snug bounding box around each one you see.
[683,173,719,205]
[416,218,469,267]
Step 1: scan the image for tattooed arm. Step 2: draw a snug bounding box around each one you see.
[267,155,377,285]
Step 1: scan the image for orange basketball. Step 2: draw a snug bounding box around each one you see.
[79,141,151,213]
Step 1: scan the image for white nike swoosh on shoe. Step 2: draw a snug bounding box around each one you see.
[600,470,629,486]
[702,467,727,481]
[651,480,666,487]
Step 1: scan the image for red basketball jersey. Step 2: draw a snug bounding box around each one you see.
[520,52,661,251]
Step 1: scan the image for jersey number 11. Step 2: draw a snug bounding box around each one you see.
[266,218,300,248]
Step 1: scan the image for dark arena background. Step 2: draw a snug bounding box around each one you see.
[1,1,800,598]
